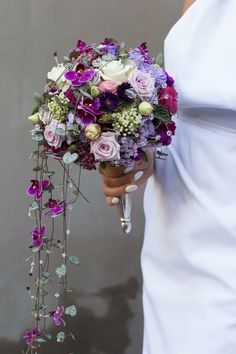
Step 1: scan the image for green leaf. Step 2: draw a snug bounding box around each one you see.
[45,333,52,340]
[32,165,44,172]
[56,264,67,277]
[153,104,171,123]
[34,92,44,104]
[154,52,164,66]
[42,271,50,278]
[65,305,77,317]
[36,338,47,343]
[78,88,93,100]
[69,256,80,265]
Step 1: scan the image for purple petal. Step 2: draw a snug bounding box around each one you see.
[64,70,78,81]
[42,179,50,190]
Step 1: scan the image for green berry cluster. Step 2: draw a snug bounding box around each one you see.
[48,94,69,121]
[112,106,142,136]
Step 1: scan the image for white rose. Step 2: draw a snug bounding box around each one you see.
[100,60,136,84]
[47,64,70,91]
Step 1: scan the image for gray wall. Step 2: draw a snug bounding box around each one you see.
[0,0,181,352]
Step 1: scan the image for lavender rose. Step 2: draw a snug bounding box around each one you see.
[128,69,155,97]
[44,119,66,148]
[90,132,120,161]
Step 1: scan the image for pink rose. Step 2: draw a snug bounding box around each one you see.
[99,80,118,93]
[158,86,178,114]
[44,119,66,148]
[90,132,120,161]
[128,69,155,97]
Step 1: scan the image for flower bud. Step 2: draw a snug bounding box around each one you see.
[138,101,153,115]
[85,123,101,140]
[90,86,100,98]
[28,113,40,124]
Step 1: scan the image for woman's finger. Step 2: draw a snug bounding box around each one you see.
[105,196,120,206]
[103,181,139,197]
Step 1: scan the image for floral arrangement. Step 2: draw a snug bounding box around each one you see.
[25,38,178,353]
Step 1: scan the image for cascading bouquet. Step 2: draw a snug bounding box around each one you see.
[25,38,177,353]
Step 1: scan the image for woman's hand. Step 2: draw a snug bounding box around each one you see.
[99,148,156,206]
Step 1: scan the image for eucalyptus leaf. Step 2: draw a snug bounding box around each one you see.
[69,256,80,265]
[57,331,65,342]
[29,201,39,211]
[36,338,47,343]
[32,134,44,142]
[56,128,66,136]
[56,264,67,277]
[65,305,77,317]
[42,271,50,278]
[43,170,55,177]
[45,333,52,340]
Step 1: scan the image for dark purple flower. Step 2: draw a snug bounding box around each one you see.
[29,225,46,249]
[43,199,65,217]
[49,306,65,326]
[157,121,176,146]
[117,83,133,102]
[140,63,167,88]
[77,143,97,170]
[64,69,94,87]
[100,38,118,45]
[23,327,42,345]
[27,179,50,200]
[77,98,102,125]
[165,71,175,86]
[99,92,119,111]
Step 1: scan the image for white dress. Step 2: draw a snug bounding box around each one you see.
[141,1,236,353]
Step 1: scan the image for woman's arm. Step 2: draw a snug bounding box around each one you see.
[182,0,196,15]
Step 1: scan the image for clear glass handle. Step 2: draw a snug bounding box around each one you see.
[117,193,132,234]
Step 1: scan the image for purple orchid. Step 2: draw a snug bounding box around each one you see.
[128,42,153,65]
[49,306,65,326]
[43,199,65,217]
[64,69,94,87]
[77,97,102,125]
[29,225,46,249]
[27,179,50,201]
[23,327,42,345]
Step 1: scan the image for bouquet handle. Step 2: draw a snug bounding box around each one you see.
[117,193,132,234]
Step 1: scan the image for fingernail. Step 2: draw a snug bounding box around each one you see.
[125,184,138,193]
[134,170,144,181]
[124,166,134,174]
[111,197,120,204]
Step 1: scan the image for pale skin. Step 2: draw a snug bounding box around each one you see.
[99,0,196,206]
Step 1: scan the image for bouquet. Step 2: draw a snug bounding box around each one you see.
[25,38,177,353]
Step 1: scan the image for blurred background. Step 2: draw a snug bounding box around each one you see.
[0,0,181,352]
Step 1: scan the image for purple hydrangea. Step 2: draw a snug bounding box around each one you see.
[139,63,167,88]
[118,136,139,168]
